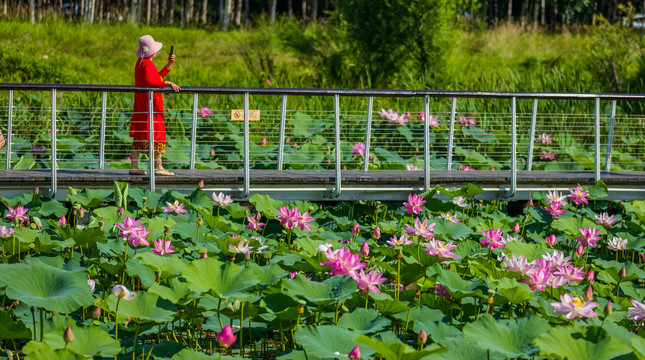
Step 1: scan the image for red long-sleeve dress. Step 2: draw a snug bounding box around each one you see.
[130,58,169,142]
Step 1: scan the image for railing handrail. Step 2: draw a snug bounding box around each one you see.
[2,82,645,101]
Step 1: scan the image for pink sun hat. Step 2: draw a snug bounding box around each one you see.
[136,35,163,58]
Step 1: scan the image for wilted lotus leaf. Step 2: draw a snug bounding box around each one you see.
[0,258,94,314]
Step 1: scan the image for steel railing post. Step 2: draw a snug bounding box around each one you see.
[508,97,517,197]
[242,92,250,198]
[363,96,373,171]
[423,95,430,191]
[51,89,57,197]
[595,97,601,182]
[5,90,12,170]
[605,100,616,172]
[148,91,155,193]
[190,93,198,170]
[99,91,107,169]
[526,99,538,171]
[446,97,457,171]
[333,94,341,198]
[278,95,287,170]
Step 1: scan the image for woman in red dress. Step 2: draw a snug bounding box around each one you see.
[130,34,180,176]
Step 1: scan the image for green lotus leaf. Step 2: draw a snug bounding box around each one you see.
[282,275,356,306]
[631,336,645,360]
[338,308,391,334]
[171,348,243,359]
[551,216,606,239]
[375,299,411,315]
[463,314,550,358]
[295,325,375,360]
[125,257,157,287]
[185,188,214,212]
[182,258,259,299]
[405,307,459,343]
[66,188,109,209]
[21,341,82,360]
[504,241,548,262]
[38,199,67,217]
[587,180,609,199]
[42,325,120,358]
[261,292,306,321]
[535,325,631,360]
[136,251,186,279]
[436,268,487,299]
[172,221,208,245]
[490,277,534,304]
[355,334,447,360]
[435,335,505,360]
[433,220,473,240]
[249,262,289,286]
[0,310,31,339]
[144,216,177,240]
[0,258,94,313]
[108,292,175,323]
[249,193,287,220]
[149,278,192,304]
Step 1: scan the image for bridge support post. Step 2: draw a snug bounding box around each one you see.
[51,89,57,197]
[363,96,373,172]
[99,91,107,170]
[333,94,341,198]
[595,97,601,182]
[423,95,430,191]
[5,90,12,170]
[242,92,250,198]
[278,95,287,170]
[447,97,456,171]
[526,99,538,171]
[507,97,517,197]
[148,91,155,193]
[190,93,198,170]
[605,100,616,172]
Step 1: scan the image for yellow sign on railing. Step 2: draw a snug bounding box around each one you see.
[231,109,260,121]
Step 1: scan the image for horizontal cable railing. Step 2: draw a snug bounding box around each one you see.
[1,83,644,198]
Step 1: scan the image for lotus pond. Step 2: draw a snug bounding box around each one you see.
[1,181,645,360]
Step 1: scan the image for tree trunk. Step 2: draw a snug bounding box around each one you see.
[270,0,276,22]
[540,0,545,25]
[553,0,558,28]
[146,0,151,24]
[201,0,207,23]
[30,0,35,24]
[312,0,317,21]
[169,0,174,24]
[288,0,292,18]
[302,0,306,20]
[218,0,223,24]
[521,0,528,27]
[222,0,229,30]
[186,0,193,23]
[507,0,512,21]
[245,0,249,24]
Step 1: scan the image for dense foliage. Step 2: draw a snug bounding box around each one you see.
[0,181,645,359]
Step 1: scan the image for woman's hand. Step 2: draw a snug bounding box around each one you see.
[166,54,176,68]
[165,81,181,92]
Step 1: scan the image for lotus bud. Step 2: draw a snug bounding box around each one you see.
[512,222,520,233]
[293,142,298,149]
[545,234,557,246]
[575,245,584,257]
[619,267,627,279]
[372,226,381,240]
[201,252,208,259]
[528,196,534,207]
[63,326,74,343]
[587,270,595,282]
[360,242,369,257]
[118,207,124,216]
[418,329,428,345]
[34,187,39,195]
[217,325,237,348]
[261,137,268,146]
[583,285,593,301]
[198,180,204,188]
[59,215,67,226]
[604,300,612,317]
[78,206,84,218]
[210,148,215,156]
[348,346,360,360]
[352,223,359,237]
[92,307,102,320]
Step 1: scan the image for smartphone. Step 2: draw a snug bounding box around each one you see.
[170,45,174,56]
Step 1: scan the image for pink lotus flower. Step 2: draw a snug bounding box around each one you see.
[355,269,387,294]
[403,193,426,215]
[0,226,13,238]
[6,205,29,223]
[217,325,237,348]
[265,78,271,86]
[59,215,67,226]
[424,239,458,259]
[594,212,618,229]
[115,217,143,237]
[378,108,397,120]
[539,150,555,160]
[386,235,413,247]
[352,142,365,157]
[212,192,233,207]
[522,267,552,291]
[127,227,152,247]
[403,217,436,240]
[567,185,590,205]
[480,228,504,249]
[627,299,645,321]
[553,265,586,284]
[435,284,451,299]
[551,293,599,319]
[546,190,567,204]
[277,206,298,229]
[545,234,557,246]
[228,239,253,256]
[245,213,265,231]
[545,201,566,218]
[320,247,367,279]
[503,254,533,274]
[458,116,476,127]
[575,226,601,247]
[111,285,137,300]
[261,137,268,146]
[197,106,212,118]
[426,115,440,127]
[296,210,315,231]
[151,239,176,255]
[537,133,553,144]
[349,346,360,360]
[452,196,467,208]
[542,250,571,268]
[463,165,476,171]
[607,236,627,251]
[439,212,461,223]
[161,200,188,214]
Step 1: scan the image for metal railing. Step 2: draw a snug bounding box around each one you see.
[1,83,644,198]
